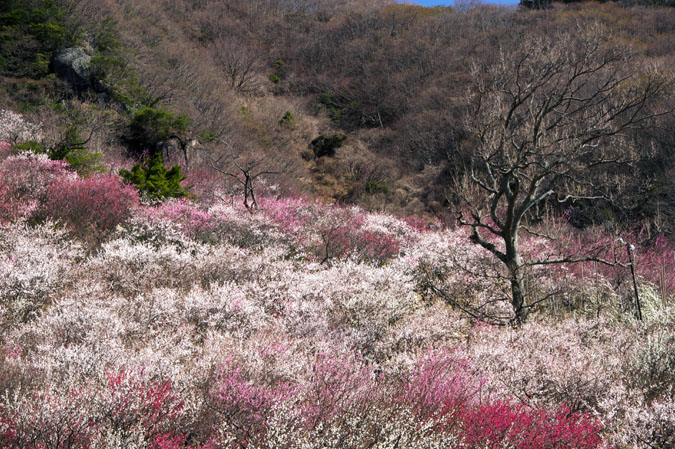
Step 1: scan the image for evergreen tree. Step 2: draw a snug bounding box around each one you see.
[120,153,189,200]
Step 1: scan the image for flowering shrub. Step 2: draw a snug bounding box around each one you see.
[43,175,139,242]
[138,199,215,238]
[0,221,81,329]
[0,152,71,223]
[527,223,675,317]
[460,402,603,449]
[208,362,296,445]
[0,368,189,449]
[260,196,313,234]
[0,141,11,156]
[400,350,479,421]
[1,135,672,448]
[87,237,203,297]
[462,316,675,448]
[98,368,187,444]
[181,168,223,205]
[307,206,401,264]
[0,110,43,143]
[200,351,605,449]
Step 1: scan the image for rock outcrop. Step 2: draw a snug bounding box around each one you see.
[52,47,94,95]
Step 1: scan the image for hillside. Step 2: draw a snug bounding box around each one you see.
[1,0,675,448]
[2,0,675,228]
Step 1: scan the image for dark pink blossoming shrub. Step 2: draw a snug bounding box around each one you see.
[311,207,401,264]
[0,141,11,156]
[43,175,139,240]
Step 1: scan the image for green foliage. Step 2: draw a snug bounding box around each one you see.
[90,52,122,83]
[365,180,389,195]
[92,17,123,54]
[278,111,296,128]
[32,51,50,76]
[9,79,50,113]
[120,153,190,200]
[83,17,163,110]
[308,92,368,128]
[12,125,103,176]
[127,107,191,155]
[13,140,45,154]
[269,59,286,84]
[88,17,133,98]
[0,0,75,78]
[49,125,103,176]
[198,130,218,143]
[29,21,68,44]
[310,134,346,158]
[110,75,160,109]
[310,93,342,123]
[273,59,286,73]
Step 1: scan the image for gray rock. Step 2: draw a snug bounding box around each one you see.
[53,48,93,94]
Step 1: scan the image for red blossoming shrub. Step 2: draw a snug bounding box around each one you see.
[460,402,604,449]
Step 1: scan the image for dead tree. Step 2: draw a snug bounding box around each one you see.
[454,26,671,324]
[209,149,286,212]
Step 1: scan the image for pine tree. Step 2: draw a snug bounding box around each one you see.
[120,153,189,200]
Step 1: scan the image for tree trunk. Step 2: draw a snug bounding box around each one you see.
[509,268,528,325]
[243,177,251,211]
[506,227,528,324]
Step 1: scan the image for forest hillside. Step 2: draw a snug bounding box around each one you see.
[0,0,674,448]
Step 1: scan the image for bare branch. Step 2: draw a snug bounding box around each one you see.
[451,26,671,324]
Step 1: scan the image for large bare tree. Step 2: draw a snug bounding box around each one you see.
[209,38,264,95]
[454,26,671,324]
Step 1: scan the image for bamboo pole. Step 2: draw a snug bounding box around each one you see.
[627,246,642,321]
[595,260,600,319]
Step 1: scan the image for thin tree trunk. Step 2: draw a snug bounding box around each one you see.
[510,269,528,325]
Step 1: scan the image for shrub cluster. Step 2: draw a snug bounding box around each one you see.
[0,143,137,244]
[1,116,674,448]
[0,0,73,78]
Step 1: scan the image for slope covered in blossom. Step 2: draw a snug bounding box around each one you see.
[1,111,674,448]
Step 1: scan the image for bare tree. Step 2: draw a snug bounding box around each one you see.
[209,38,264,95]
[209,146,287,212]
[454,26,671,324]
